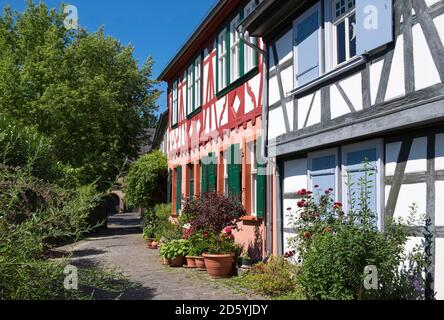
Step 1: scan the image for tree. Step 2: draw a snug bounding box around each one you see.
[0,2,160,189]
[125,150,168,210]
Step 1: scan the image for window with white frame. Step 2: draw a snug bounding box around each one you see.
[244,0,258,73]
[186,65,194,115]
[171,80,178,126]
[230,14,241,82]
[217,28,228,90]
[248,141,258,216]
[194,56,202,109]
[332,0,356,66]
[342,140,383,228]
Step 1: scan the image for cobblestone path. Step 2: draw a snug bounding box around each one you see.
[57,211,260,300]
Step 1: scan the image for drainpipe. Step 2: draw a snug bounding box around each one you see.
[237,25,272,257]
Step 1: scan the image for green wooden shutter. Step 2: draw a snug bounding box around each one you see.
[257,163,266,219]
[208,153,216,192]
[201,159,208,194]
[176,166,182,213]
[167,170,172,203]
[228,144,241,196]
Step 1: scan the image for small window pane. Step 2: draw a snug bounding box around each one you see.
[349,13,356,59]
[336,21,346,65]
[346,148,377,166]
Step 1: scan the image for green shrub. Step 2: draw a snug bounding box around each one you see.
[159,240,190,259]
[125,151,168,210]
[289,168,428,300]
[236,256,304,298]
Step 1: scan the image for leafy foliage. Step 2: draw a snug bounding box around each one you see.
[0,2,160,189]
[159,240,190,259]
[289,171,429,300]
[125,151,168,209]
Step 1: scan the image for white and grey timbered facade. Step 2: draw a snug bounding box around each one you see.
[243,0,444,299]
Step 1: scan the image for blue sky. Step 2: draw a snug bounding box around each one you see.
[0,0,217,115]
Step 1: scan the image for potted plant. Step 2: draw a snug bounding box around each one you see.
[183,192,245,278]
[203,228,238,278]
[159,240,189,267]
[240,251,252,268]
[143,224,156,248]
[188,232,209,271]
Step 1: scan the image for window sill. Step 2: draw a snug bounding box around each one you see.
[216,66,259,98]
[239,216,262,223]
[186,106,202,120]
[288,55,367,99]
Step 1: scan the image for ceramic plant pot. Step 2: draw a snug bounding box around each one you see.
[146,238,155,248]
[194,256,206,270]
[202,253,235,279]
[169,256,184,268]
[151,241,158,249]
[185,256,197,268]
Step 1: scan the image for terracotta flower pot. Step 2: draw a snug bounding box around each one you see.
[162,257,171,266]
[194,256,206,270]
[146,238,155,248]
[151,241,158,249]
[185,256,197,268]
[169,256,184,268]
[203,253,235,279]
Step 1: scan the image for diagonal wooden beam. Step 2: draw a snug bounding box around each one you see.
[271,44,291,133]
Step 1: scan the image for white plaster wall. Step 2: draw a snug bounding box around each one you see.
[426,0,442,7]
[386,35,405,101]
[386,141,402,176]
[268,107,287,139]
[268,75,280,106]
[436,181,444,226]
[269,30,293,72]
[369,59,384,105]
[281,65,294,96]
[339,73,363,111]
[434,14,444,50]
[436,238,444,300]
[284,158,308,194]
[413,23,441,91]
[297,91,321,129]
[435,133,444,171]
[385,185,391,207]
[330,84,351,119]
[394,183,427,223]
[405,137,428,174]
[245,73,261,114]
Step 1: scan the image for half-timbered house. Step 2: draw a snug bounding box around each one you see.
[241,0,444,298]
[159,0,266,258]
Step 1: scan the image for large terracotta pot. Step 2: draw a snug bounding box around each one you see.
[151,241,158,250]
[203,253,235,279]
[185,256,197,268]
[169,256,184,268]
[195,256,206,270]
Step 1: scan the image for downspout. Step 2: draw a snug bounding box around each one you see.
[237,25,272,257]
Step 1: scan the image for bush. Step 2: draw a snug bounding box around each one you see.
[125,151,168,209]
[235,256,303,298]
[289,171,428,300]
[159,240,190,259]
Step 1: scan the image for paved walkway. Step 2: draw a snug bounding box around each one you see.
[56,211,258,300]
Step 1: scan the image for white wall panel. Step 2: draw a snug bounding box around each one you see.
[386,35,405,101]
[330,84,351,119]
[413,23,441,91]
[436,133,444,171]
[394,183,427,223]
[370,59,384,105]
[268,107,286,139]
[268,75,280,106]
[386,141,402,176]
[434,14,444,50]
[436,181,444,226]
[284,158,308,194]
[436,238,444,300]
[405,137,428,173]
[339,73,363,111]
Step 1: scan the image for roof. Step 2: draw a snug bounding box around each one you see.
[151,111,169,151]
[158,0,243,82]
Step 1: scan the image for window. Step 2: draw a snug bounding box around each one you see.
[293,3,322,88]
[188,164,194,200]
[176,166,182,214]
[194,56,202,109]
[230,14,242,82]
[342,140,383,228]
[248,141,258,216]
[186,65,194,115]
[171,80,178,126]
[217,28,228,90]
[244,1,258,73]
[333,0,356,66]
[308,149,339,201]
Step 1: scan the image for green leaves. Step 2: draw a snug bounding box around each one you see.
[0,3,161,190]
